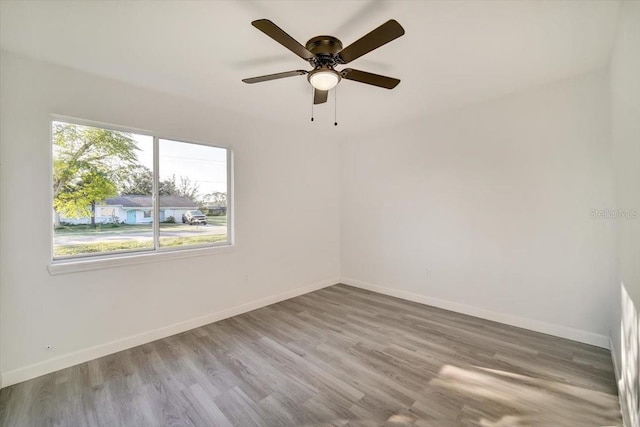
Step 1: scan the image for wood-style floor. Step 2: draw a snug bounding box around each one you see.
[0,284,621,426]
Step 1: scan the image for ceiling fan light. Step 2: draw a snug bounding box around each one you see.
[309,69,340,91]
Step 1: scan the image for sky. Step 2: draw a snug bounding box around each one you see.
[134,134,227,197]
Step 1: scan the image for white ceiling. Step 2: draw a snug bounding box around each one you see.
[0,0,621,130]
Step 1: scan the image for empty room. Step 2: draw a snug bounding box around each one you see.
[0,0,638,426]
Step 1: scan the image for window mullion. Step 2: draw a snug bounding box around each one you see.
[227,149,233,246]
[153,136,160,249]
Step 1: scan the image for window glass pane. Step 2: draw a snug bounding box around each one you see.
[52,121,154,258]
[158,138,228,248]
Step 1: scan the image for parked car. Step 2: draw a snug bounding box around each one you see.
[182,210,207,225]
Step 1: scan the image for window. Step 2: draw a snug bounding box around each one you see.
[52,120,230,260]
[158,138,228,249]
[99,207,115,217]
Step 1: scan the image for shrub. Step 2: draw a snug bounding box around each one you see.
[162,216,176,224]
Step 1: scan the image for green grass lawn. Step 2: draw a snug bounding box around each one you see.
[54,234,228,257]
[206,215,227,226]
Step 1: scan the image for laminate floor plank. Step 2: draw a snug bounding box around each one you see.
[0,284,622,426]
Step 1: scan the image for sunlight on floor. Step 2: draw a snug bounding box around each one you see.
[429,363,621,426]
[387,414,416,424]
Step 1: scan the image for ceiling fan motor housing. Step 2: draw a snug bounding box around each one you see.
[306,36,344,68]
[306,36,343,55]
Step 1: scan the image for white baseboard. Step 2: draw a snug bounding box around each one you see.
[1,278,338,388]
[341,277,610,349]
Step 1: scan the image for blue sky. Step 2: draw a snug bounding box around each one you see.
[134,135,227,196]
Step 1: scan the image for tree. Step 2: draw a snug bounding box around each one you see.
[177,176,200,201]
[159,174,178,197]
[120,165,153,195]
[54,171,117,225]
[159,174,199,201]
[53,123,138,225]
[119,168,200,202]
[202,192,227,207]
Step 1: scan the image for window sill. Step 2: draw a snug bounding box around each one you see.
[48,244,235,275]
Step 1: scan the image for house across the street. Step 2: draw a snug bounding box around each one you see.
[61,195,198,224]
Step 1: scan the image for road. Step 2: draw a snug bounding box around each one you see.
[54,225,227,245]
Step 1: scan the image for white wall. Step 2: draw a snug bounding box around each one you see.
[340,69,614,347]
[609,1,640,425]
[0,52,341,386]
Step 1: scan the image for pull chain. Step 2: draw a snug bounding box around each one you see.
[334,86,338,126]
[310,86,314,122]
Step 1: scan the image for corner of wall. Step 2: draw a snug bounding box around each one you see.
[609,337,630,427]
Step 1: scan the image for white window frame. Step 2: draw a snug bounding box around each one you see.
[48,115,234,275]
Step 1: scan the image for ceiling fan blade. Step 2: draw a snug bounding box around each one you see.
[341,68,400,89]
[252,19,315,61]
[314,89,328,104]
[242,70,308,84]
[337,19,405,64]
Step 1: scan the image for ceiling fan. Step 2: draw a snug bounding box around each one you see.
[242,19,405,105]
